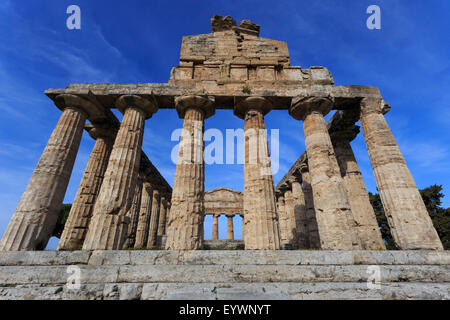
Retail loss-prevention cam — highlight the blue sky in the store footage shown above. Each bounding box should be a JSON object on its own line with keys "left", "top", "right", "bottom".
{"left": 1, "top": 1, "right": 449, "bottom": 249}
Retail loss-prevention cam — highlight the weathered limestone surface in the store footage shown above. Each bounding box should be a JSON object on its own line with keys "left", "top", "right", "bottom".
{"left": 0, "top": 251, "right": 449, "bottom": 300}
{"left": 300, "top": 166, "right": 320, "bottom": 248}
{"left": 236, "top": 97, "right": 280, "bottom": 250}
{"left": 290, "top": 177, "right": 309, "bottom": 249}
{"left": 360, "top": 97, "right": 443, "bottom": 250}
{"left": 0, "top": 95, "right": 89, "bottom": 251}
{"left": 157, "top": 195, "right": 167, "bottom": 237}
{"left": 83, "top": 95, "right": 157, "bottom": 250}
{"left": 58, "top": 125, "right": 115, "bottom": 251}
{"left": 282, "top": 189, "right": 297, "bottom": 248}
{"left": 331, "top": 129, "right": 385, "bottom": 250}
{"left": 276, "top": 195, "right": 289, "bottom": 247}
{"left": 147, "top": 189, "right": 161, "bottom": 247}
{"left": 290, "top": 94, "right": 360, "bottom": 250}
{"left": 133, "top": 182, "right": 153, "bottom": 249}
{"left": 165, "top": 96, "right": 214, "bottom": 250}
{"left": 124, "top": 177, "right": 143, "bottom": 249}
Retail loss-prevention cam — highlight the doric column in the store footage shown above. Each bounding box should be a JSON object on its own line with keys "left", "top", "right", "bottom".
{"left": 226, "top": 215, "right": 234, "bottom": 240}
{"left": 289, "top": 175, "right": 309, "bottom": 249}
{"left": 0, "top": 94, "right": 90, "bottom": 251}
{"left": 235, "top": 97, "right": 281, "bottom": 250}
{"left": 282, "top": 187, "right": 297, "bottom": 248}
{"left": 124, "top": 175, "right": 143, "bottom": 249}
{"left": 331, "top": 127, "right": 386, "bottom": 250}
{"left": 212, "top": 214, "right": 219, "bottom": 240}
{"left": 157, "top": 194, "right": 168, "bottom": 237}
{"left": 299, "top": 164, "right": 320, "bottom": 248}
{"left": 290, "top": 93, "right": 359, "bottom": 250}
{"left": 239, "top": 214, "right": 245, "bottom": 240}
{"left": 58, "top": 124, "right": 115, "bottom": 250}
{"left": 83, "top": 95, "right": 158, "bottom": 250}
{"left": 165, "top": 95, "right": 215, "bottom": 250}
{"left": 276, "top": 193, "right": 289, "bottom": 247}
{"left": 134, "top": 182, "right": 153, "bottom": 249}
{"left": 147, "top": 188, "right": 161, "bottom": 247}
{"left": 360, "top": 97, "right": 443, "bottom": 250}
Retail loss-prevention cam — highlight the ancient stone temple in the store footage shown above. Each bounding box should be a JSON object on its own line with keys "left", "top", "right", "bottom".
{"left": 0, "top": 15, "right": 447, "bottom": 300}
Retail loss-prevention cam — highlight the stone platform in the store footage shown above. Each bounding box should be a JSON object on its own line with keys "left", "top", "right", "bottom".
{"left": 0, "top": 250, "right": 449, "bottom": 300}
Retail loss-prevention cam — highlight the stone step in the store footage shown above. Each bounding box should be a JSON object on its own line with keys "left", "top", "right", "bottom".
{"left": 1, "top": 282, "right": 449, "bottom": 300}
{"left": 1, "top": 250, "right": 449, "bottom": 266}
{"left": 0, "top": 264, "right": 448, "bottom": 285}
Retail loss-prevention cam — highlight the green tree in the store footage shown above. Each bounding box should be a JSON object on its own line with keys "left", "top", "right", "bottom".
{"left": 370, "top": 185, "right": 450, "bottom": 250}
{"left": 52, "top": 204, "right": 72, "bottom": 239}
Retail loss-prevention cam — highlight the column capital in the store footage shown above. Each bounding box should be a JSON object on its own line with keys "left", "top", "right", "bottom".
{"left": 234, "top": 96, "right": 271, "bottom": 119}
{"left": 289, "top": 92, "right": 334, "bottom": 120}
{"left": 299, "top": 162, "right": 309, "bottom": 174}
{"left": 329, "top": 125, "right": 360, "bottom": 144}
{"left": 116, "top": 95, "right": 158, "bottom": 119}
{"left": 85, "top": 123, "right": 117, "bottom": 141}
{"left": 54, "top": 94, "right": 97, "bottom": 119}
{"left": 175, "top": 95, "right": 215, "bottom": 119}
{"left": 287, "top": 175, "right": 301, "bottom": 185}
{"left": 360, "top": 97, "right": 391, "bottom": 116}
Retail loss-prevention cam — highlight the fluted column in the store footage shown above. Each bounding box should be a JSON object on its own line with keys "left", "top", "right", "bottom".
{"left": 58, "top": 124, "right": 115, "bottom": 250}
{"left": 134, "top": 182, "right": 153, "bottom": 249}
{"left": 147, "top": 188, "right": 161, "bottom": 247}
{"left": 226, "top": 215, "right": 234, "bottom": 240}
{"left": 83, "top": 95, "right": 158, "bottom": 250}
{"left": 276, "top": 194, "right": 289, "bottom": 247}
{"left": 290, "top": 93, "right": 359, "bottom": 250}
{"left": 300, "top": 164, "right": 320, "bottom": 248}
{"left": 235, "top": 97, "right": 281, "bottom": 250}
{"left": 157, "top": 194, "right": 168, "bottom": 237}
{"left": 331, "top": 128, "right": 386, "bottom": 250}
{"left": 283, "top": 188, "right": 297, "bottom": 248}
{"left": 124, "top": 175, "right": 143, "bottom": 249}
{"left": 212, "top": 214, "right": 219, "bottom": 240}
{"left": 289, "top": 176, "right": 309, "bottom": 249}
{"left": 360, "top": 97, "right": 443, "bottom": 250}
{"left": 165, "top": 95, "right": 215, "bottom": 250}
{"left": 0, "top": 94, "right": 90, "bottom": 251}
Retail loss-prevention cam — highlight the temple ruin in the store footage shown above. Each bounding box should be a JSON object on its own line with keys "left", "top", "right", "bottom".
{"left": 0, "top": 15, "right": 444, "bottom": 252}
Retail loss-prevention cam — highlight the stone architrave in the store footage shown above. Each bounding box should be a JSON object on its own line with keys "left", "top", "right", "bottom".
{"left": 83, "top": 95, "right": 158, "bottom": 250}
{"left": 289, "top": 175, "right": 309, "bottom": 249}
{"left": 360, "top": 97, "right": 443, "bottom": 250}
{"left": 165, "top": 95, "right": 215, "bottom": 250}
{"left": 212, "top": 214, "right": 219, "bottom": 240}
{"left": 157, "top": 194, "right": 168, "bottom": 237}
{"left": 0, "top": 94, "right": 91, "bottom": 251}
{"left": 226, "top": 215, "right": 234, "bottom": 240}
{"left": 134, "top": 182, "right": 153, "bottom": 249}
{"left": 331, "top": 128, "right": 386, "bottom": 250}
{"left": 57, "top": 124, "right": 116, "bottom": 250}
{"left": 147, "top": 188, "right": 161, "bottom": 247}
{"left": 290, "top": 93, "right": 360, "bottom": 250}
{"left": 235, "top": 96, "right": 281, "bottom": 250}
{"left": 124, "top": 176, "right": 143, "bottom": 249}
